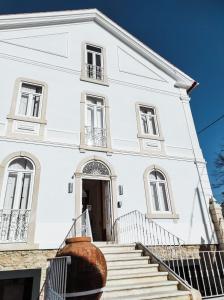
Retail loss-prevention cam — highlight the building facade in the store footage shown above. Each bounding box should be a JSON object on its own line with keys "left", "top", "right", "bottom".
{"left": 0, "top": 9, "right": 217, "bottom": 286}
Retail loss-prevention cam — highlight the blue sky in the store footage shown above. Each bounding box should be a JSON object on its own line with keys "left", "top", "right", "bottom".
{"left": 0, "top": 0, "right": 223, "bottom": 200}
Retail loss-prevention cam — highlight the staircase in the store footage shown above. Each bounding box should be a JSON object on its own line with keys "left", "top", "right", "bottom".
{"left": 96, "top": 243, "right": 192, "bottom": 300}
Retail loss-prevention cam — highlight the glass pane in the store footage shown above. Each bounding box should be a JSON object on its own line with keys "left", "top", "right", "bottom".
{"left": 31, "top": 95, "right": 40, "bottom": 117}
{"left": 96, "top": 54, "right": 101, "bottom": 67}
{"left": 19, "top": 93, "right": 29, "bottom": 115}
{"left": 9, "top": 158, "right": 33, "bottom": 171}
{"left": 141, "top": 115, "right": 149, "bottom": 133}
{"left": 149, "top": 117, "right": 157, "bottom": 135}
{"left": 150, "top": 182, "right": 160, "bottom": 211}
{"left": 3, "top": 173, "right": 17, "bottom": 209}
{"left": 96, "top": 107, "right": 103, "bottom": 128}
{"left": 19, "top": 173, "right": 31, "bottom": 209}
{"left": 159, "top": 183, "right": 169, "bottom": 211}
{"left": 87, "top": 106, "right": 94, "bottom": 127}
{"left": 21, "top": 83, "right": 42, "bottom": 94}
{"left": 156, "top": 171, "right": 165, "bottom": 180}
{"left": 87, "top": 52, "right": 93, "bottom": 65}
{"left": 86, "top": 45, "right": 102, "bottom": 53}
{"left": 149, "top": 171, "right": 157, "bottom": 180}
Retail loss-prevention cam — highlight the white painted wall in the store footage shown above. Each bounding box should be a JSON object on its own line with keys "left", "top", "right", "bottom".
{"left": 0, "top": 14, "right": 215, "bottom": 248}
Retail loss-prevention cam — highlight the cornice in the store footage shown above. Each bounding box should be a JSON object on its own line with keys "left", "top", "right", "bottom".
{"left": 0, "top": 9, "right": 196, "bottom": 90}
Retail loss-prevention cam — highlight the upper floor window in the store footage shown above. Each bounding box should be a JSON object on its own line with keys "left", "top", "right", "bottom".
{"left": 149, "top": 170, "right": 170, "bottom": 212}
{"left": 85, "top": 44, "right": 104, "bottom": 81}
{"left": 17, "top": 83, "right": 43, "bottom": 119}
{"left": 140, "top": 106, "right": 159, "bottom": 136}
{"left": 85, "top": 95, "right": 107, "bottom": 147}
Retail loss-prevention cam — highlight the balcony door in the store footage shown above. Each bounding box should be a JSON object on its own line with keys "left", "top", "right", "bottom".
{"left": 0, "top": 158, "right": 34, "bottom": 242}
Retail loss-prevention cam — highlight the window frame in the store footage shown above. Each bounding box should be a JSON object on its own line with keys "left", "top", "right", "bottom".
{"left": 7, "top": 78, "right": 48, "bottom": 140}
{"left": 80, "top": 42, "right": 109, "bottom": 86}
{"left": 143, "top": 165, "right": 179, "bottom": 219}
{"left": 136, "top": 102, "right": 163, "bottom": 141}
{"left": 80, "top": 92, "right": 112, "bottom": 153}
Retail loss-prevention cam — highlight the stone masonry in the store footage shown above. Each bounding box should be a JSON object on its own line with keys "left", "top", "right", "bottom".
{"left": 209, "top": 197, "right": 224, "bottom": 249}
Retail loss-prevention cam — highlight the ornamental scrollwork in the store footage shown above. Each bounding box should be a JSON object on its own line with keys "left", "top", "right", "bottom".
{"left": 82, "top": 161, "right": 110, "bottom": 176}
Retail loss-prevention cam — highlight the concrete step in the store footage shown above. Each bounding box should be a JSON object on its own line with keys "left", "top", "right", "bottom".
{"left": 100, "top": 246, "right": 137, "bottom": 253}
{"left": 104, "top": 250, "right": 143, "bottom": 260}
{"left": 103, "top": 281, "right": 179, "bottom": 297}
{"left": 107, "top": 272, "right": 168, "bottom": 286}
{"left": 103, "top": 289, "right": 191, "bottom": 300}
{"left": 107, "top": 264, "right": 159, "bottom": 276}
{"left": 106, "top": 256, "right": 150, "bottom": 267}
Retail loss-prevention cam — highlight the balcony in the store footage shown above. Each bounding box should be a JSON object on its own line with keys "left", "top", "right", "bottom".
{"left": 0, "top": 209, "right": 30, "bottom": 243}
{"left": 82, "top": 63, "right": 106, "bottom": 82}
{"left": 85, "top": 126, "right": 107, "bottom": 148}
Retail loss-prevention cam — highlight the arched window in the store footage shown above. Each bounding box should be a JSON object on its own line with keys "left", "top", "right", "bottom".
{"left": 2, "top": 158, "right": 34, "bottom": 210}
{"left": 149, "top": 170, "right": 170, "bottom": 212}
{"left": 82, "top": 160, "right": 110, "bottom": 176}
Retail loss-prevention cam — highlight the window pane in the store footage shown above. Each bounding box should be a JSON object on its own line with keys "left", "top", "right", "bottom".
{"left": 19, "top": 93, "right": 29, "bottom": 116}
{"left": 150, "top": 182, "right": 160, "bottom": 211}
{"left": 96, "top": 54, "right": 101, "bottom": 67}
{"left": 149, "top": 117, "right": 157, "bottom": 135}
{"left": 3, "top": 173, "right": 17, "bottom": 209}
{"left": 87, "top": 52, "right": 93, "bottom": 65}
{"left": 159, "top": 183, "right": 169, "bottom": 211}
{"left": 86, "top": 45, "right": 102, "bottom": 53}
{"left": 9, "top": 158, "right": 33, "bottom": 171}
{"left": 31, "top": 95, "right": 40, "bottom": 117}
{"left": 96, "top": 107, "right": 103, "bottom": 128}
{"left": 19, "top": 173, "right": 31, "bottom": 209}
{"left": 87, "top": 106, "right": 94, "bottom": 127}
{"left": 141, "top": 115, "right": 149, "bottom": 134}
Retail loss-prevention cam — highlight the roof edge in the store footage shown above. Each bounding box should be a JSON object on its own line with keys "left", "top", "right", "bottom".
{"left": 0, "top": 9, "right": 196, "bottom": 90}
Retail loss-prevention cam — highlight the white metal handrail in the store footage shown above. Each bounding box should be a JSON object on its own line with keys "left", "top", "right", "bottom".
{"left": 0, "top": 209, "right": 31, "bottom": 242}
{"left": 85, "top": 126, "right": 107, "bottom": 147}
{"left": 84, "top": 63, "right": 105, "bottom": 81}
{"left": 58, "top": 209, "right": 92, "bottom": 253}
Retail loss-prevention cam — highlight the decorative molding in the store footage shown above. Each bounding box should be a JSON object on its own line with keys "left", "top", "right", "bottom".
{"left": 0, "top": 9, "right": 195, "bottom": 89}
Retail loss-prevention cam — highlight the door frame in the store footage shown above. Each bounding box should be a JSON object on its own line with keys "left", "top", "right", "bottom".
{"left": 74, "top": 156, "right": 118, "bottom": 240}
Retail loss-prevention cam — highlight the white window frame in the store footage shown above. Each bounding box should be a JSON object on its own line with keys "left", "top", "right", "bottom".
{"left": 80, "top": 42, "right": 108, "bottom": 86}
{"left": 15, "top": 82, "right": 43, "bottom": 120}
{"left": 140, "top": 106, "right": 159, "bottom": 136}
{"left": 0, "top": 158, "right": 35, "bottom": 211}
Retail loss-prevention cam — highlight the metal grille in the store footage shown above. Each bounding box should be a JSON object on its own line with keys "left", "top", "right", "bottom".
{"left": 85, "top": 126, "right": 107, "bottom": 147}
{"left": 0, "top": 209, "right": 30, "bottom": 242}
{"left": 84, "top": 64, "right": 104, "bottom": 81}
{"left": 83, "top": 161, "right": 110, "bottom": 176}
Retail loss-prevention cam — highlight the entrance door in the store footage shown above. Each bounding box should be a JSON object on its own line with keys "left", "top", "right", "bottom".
{"left": 82, "top": 179, "right": 111, "bottom": 241}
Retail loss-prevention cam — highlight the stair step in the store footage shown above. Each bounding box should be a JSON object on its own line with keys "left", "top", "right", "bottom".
{"left": 106, "top": 256, "right": 150, "bottom": 267}
{"left": 103, "top": 289, "right": 191, "bottom": 300}
{"left": 104, "top": 250, "right": 142, "bottom": 259}
{"left": 107, "top": 264, "right": 159, "bottom": 276}
{"left": 107, "top": 272, "right": 168, "bottom": 286}
{"left": 101, "top": 248, "right": 139, "bottom": 254}
{"left": 103, "top": 281, "right": 179, "bottom": 297}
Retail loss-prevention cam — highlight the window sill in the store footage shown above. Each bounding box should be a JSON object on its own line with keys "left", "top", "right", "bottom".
{"left": 0, "top": 242, "right": 39, "bottom": 251}
{"left": 7, "top": 115, "right": 47, "bottom": 125}
{"left": 146, "top": 212, "right": 179, "bottom": 219}
{"left": 80, "top": 145, "right": 112, "bottom": 153}
{"left": 137, "top": 133, "right": 164, "bottom": 141}
{"left": 80, "top": 76, "right": 109, "bottom": 87}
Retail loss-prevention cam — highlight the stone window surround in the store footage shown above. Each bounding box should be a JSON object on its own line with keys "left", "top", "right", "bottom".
{"left": 80, "top": 41, "right": 109, "bottom": 86}
{"left": 143, "top": 164, "right": 179, "bottom": 219}
{"left": 79, "top": 91, "right": 112, "bottom": 153}
{"left": 6, "top": 77, "right": 48, "bottom": 140}
{"left": 74, "top": 156, "right": 118, "bottom": 236}
{"left": 135, "top": 101, "right": 164, "bottom": 141}
{"left": 0, "top": 151, "right": 41, "bottom": 250}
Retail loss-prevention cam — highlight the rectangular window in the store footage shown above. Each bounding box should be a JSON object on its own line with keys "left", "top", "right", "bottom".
{"left": 85, "top": 44, "right": 104, "bottom": 81}
{"left": 140, "top": 106, "right": 158, "bottom": 136}
{"left": 85, "top": 95, "right": 106, "bottom": 147}
{"left": 17, "top": 83, "right": 43, "bottom": 118}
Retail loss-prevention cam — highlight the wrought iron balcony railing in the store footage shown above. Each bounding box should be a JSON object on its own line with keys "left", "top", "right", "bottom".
{"left": 85, "top": 126, "right": 107, "bottom": 147}
{"left": 83, "top": 64, "right": 105, "bottom": 81}
{"left": 0, "top": 209, "right": 30, "bottom": 242}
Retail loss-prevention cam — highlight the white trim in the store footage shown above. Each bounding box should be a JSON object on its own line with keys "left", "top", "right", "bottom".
{"left": 0, "top": 9, "right": 196, "bottom": 89}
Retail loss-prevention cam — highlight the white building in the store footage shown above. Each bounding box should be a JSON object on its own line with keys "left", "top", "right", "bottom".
{"left": 0, "top": 8, "right": 216, "bottom": 266}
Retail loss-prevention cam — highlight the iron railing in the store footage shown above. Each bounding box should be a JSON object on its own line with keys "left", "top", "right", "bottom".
{"left": 58, "top": 209, "right": 92, "bottom": 253}
{"left": 39, "top": 256, "right": 71, "bottom": 300}
{"left": 0, "top": 209, "right": 30, "bottom": 242}
{"left": 113, "top": 210, "right": 224, "bottom": 298}
{"left": 85, "top": 126, "right": 107, "bottom": 148}
{"left": 84, "top": 64, "right": 105, "bottom": 81}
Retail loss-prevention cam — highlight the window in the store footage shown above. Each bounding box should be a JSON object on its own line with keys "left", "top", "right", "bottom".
{"left": 140, "top": 106, "right": 158, "bottom": 136}
{"left": 85, "top": 95, "right": 107, "bottom": 147}
{"left": 149, "top": 170, "right": 170, "bottom": 212}
{"left": 17, "top": 83, "right": 43, "bottom": 118}
{"left": 85, "top": 44, "right": 105, "bottom": 81}
{"left": 0, "top": 158, "right": 34, "bottom": 242}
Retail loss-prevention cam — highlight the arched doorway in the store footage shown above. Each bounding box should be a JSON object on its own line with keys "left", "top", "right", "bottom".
{"left": 75, "top": 157, "right": 117, "bottom": 242}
